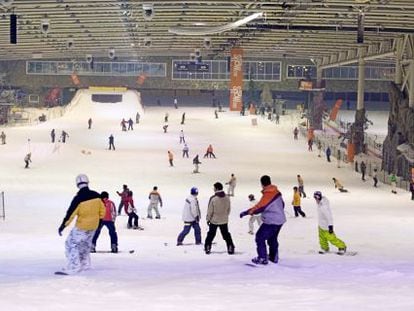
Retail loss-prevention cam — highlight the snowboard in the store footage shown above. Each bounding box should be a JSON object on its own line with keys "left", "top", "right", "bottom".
{"left": 308, "top": 250, "right": 357, "bottom": 256}
{"left": 94, "top": 250, "right": 135, "bottom": 254}
{"left": 54, "top": 271, "right": 69, "bottom": 275}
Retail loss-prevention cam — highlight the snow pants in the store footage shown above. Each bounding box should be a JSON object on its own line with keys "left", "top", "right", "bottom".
{"left": 318, "top": 227, "right": 346, "bottom": 252}
{"left": 128, "top": 212, "right": 139, "bottom": 228}
{"left": 248, "top": 215, "right": 262, "bottom": 233}
{"left": 255, "top": 223, "right": 283, "bottom": 262}
{"left": 147, "top": 203, "right": 160, "bottom": 218}
{"left": 293, "top": 206, "right": 306, "bottom": 217}
{"left": 65, "top": 227, "right": 95, "bottom": 273}
{"left": 298, "top": 186, "right": 306, "bottom": 198}
{"left": 92, "top": 221, "right": 118, "bottom": 247}
{"left": 227, "top": 185, "right": 235, "bottom": 196}
{"left": 177, "top": 221, "right": 201, "bottom": 244}
{"left": 204, "top": 223, "right": 234, "bottom": 251}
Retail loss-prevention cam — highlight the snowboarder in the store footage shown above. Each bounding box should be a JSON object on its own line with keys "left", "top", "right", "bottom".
{"left": 360, "top": 161, "right": 367, "bottom": 181}
{"left": 125, "top": 191, "right": 139, "bottom": 229}
{"left": 192, "top": 154, "right": 201, "bottom": 173}
{"left": 204, "top": 182, "right": 235, "bottom": 255}
{"left": 61, "top": 130, "right": 69, "bottom": 143}
{"left": 108, "top": 134, "right": 115, "bottom": 150}
{"left": 88, "top": 118, "right": 92, "bottom": 129}
{"left": 177, "top": 187, "right": 202, "bottom": 246}
{"left": 120, "top": 119, "right": 127, "bottom": 131}
{"left": 225, "top": 173, "right": 237, "bottom": 196}
{"left": 136, "top": 111, "right": 140, "bottom": 124}
{"left": 326, "top": 146, "right": 331, "bottom": 162}
{"left": 293, "top": 127, "right": 299, "bottom": 140}
{"left": 332, "top": 177, "right": 348, "bottom": 192}
{"left": 24, "top": 152, "right": 32, "bottom": 168}
{"left": 373, "top": 168, "right": 378, "bottom": 187}
{"left": 292, "top": 186, "right": 306, "bottom": 217}
{"left": 57, "top": 174, "right": 105, "bottom": 274}
{"left": 163, "top": 122, "right": 169, "bottom": 133}
{"left": 181, "top": 112, "right": 186, "bottom": 125}
{"left": 127, "top": 118, "right": 134, "bottom": 130}
{"left": 168, "top": 150, "right": 174, "bottom": 167}
{"left": 246, "top": 194, "right": 262, "bottom": 234}
{"left": 297, "top": 174, "right": 306, "bottom": 198}
{"left": 313, "top": 191, "right": 347, "bottom": 255}
{"left": 240, "top": 175, "right": 286, "bottom": 265}
{"left": 179, "top": 130, "right": 185, "bottom": 144}
{"left": 389, "top": 173, "right": 397, "bottom": 194}
{"left": 147, "top": 186, "right": 163, "bottom": 219}
{"left": 182, "top": 144, "right": 189, "bottom": 158}
{"left": 0, "top": 131, "right": 6, "bottom": 144}
{"left": 116, "top": 184, "right": 129, "bottom": 215}
{"left": 203, "top": 144, "right": 216, "bottom": 158}
{"left": 50, "top": 129, "right": 55, "bottom": 143}
{"left": 91, "top": 191, "right": 118, "bottom": 253}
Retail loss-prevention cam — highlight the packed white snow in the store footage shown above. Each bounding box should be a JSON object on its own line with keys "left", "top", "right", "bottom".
{"left": 0, "top": 90, "right": 413, "bottom": 311}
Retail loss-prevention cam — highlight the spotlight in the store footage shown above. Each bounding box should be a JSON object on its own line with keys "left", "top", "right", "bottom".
{"left": 143, "top": 3, "right": 154, "bottom": 20}
{"left": 108, "top": 48, "right": 115, "bottom": 59}
{"left": 41, "top": 19, "right": 50, "bottom": 35}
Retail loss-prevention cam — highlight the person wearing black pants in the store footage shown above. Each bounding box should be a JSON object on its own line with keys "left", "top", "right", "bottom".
{"left": 204, "top": 182, "right": 234, "bottom": 254}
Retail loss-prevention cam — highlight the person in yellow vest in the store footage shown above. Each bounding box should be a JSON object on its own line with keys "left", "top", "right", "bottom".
{"left": 292, "top": 186, "right": 306, "bottom": 217}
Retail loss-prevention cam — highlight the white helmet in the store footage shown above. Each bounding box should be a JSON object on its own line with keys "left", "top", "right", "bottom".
{"left": 76, "top": 174, "right": 89, "bottom": 188}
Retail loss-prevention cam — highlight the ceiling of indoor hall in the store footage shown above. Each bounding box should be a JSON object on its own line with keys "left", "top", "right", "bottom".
{"left": 0, "top": 0, "right": 413, "bottom": 62}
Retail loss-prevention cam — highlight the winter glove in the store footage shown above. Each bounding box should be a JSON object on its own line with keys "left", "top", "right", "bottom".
{"left": 328, "top": 225, "right": 334, "bottom": 234}
{"left": 58, "top": 225, "right": 65, "bottom": 236}
{"left": 207, "top": 221, "right": 211, "bottom": 226}
{"left": 239, "top": 211, "right": 249, "bottom": 218}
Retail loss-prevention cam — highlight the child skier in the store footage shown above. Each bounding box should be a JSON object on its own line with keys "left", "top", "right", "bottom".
{"left": 24, "top": 152, "right": 32, "bottom": 168}
{"left": 125, "top": 191, "right": 139, "bottom": 229}
{"left": 247, "top": 194, "right": 262, "bottom": 235}
{"left": 147, "top": 186, "right": 163, "bottom": 219}
{"left": 292, "top": 186, "right": 306, "bottom": 217}
{"left": 91, "top": 191, "right": 118, "bottom": 253}
{"left": 313, "top": 191, "right": 347, "bottom": 255}
{"left": 177, "top": 187, "right": 202, "bottom": 246}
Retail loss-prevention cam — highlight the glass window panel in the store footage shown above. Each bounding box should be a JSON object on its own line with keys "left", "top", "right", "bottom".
{"left": 340, "top": 67, "right": 348, "bottom": 78}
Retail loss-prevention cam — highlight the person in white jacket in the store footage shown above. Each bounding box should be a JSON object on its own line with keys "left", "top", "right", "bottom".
{"left": 247, "top": 194, "right": 262, "bottom": 234}
{"left": 177, "top": 187, "right": 202, "bottom": 245}
{"left": 313, "top": 191, "right": 347, "bottom": 255}
{"left": 226, "top": 173, "right": 237, "bottom": 196}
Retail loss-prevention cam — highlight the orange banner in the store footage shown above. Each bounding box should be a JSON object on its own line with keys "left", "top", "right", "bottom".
{"left": 329, "top": 98, "right": 343, "bottom": 121}
{"left": 229, "top": 48, "right": 243, "bottom": 111}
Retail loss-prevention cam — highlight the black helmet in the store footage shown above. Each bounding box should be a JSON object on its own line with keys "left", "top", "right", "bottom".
{"left": 313, "top": 191, "right": 322, "bottom": 200}
{"left": 191, "top": 187, "right": 198, "bottom": 195}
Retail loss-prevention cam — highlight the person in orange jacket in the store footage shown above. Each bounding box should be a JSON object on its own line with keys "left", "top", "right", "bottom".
{"left": 203, "top": 144, "right": 216, "bottom": 158}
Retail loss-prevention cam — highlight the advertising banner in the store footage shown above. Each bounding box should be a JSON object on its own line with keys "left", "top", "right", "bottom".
{"left": 229, "top": 48, "right": 243, "bottom": 111}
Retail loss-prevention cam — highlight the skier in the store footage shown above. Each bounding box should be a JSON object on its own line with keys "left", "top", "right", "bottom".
{"left": 337, "top": 149, "right": 341, "bottom": 168}
{"left": 297, "top": 174, "right": 306, "bottom": 197}
{"left": 120, "top": 119, "right": 127, "bottom": 131}
{"left": 181, "top": 112, "right": 186, "bottom": 125}
{"left": 203, "top": 144, "right": 216, "bottom": 158}
{"left": 326, "top": 146, "right": 331, "bottom": 162}
{"left": 332, "top": 177, "right": 348, "bottom": 192}
{"left": 292, "top": 186, "right": 306, "bottom": 217}
{"left": 307, "top": 138, "right": 313, "bottom": 151}
{"left": 174, "top": 97, "right": 178, "bottom": 109}
{"left": 214, "top": 109, "right": 218, "bottom": 119}
{"left": 164, "top": 112, "right": 169, "bottom": 123}
{"left": 108, "top": 134, "right": 115, "bottom": 150}
{"left": 50, "top": 129, "right": 55, "bottom": 143}
{"left": 225, "top": 173, "right": 237, "bottom": 196}
{"left": 116, "top": 184, "right": 129, "bottom": 215}
{"left": 147, "top": 186, "right": 163, "bottom": 219}
{"left": 360, "top": 161, "right": 367, "bottom": 181}
{"left": 88, "top": 118, "right": 92, "bottom": 129}
{"left": 240, "top": 175, "right": 286, "bottom": 265}
{"left": 246, "top": 194, "right": 262, "bottom": 235}
{"left": 313, "top": 191, "right": 347, "bottom": 255}
{"left": 61, "top": 130, "right": 69, "bottom": 143}
{"left": 275, "top": 114, "right": 280, "bottom": 124}
{"left": 90, "top": 191, "right": 118, "bottom": 253}
{"left": 136, "top": 111, "right": 140, "bottom": 124}
{"left": 57, "top": 174, "right": 105, "bottom": 274}
{"left": 127, "top": 118, "right": 134, "bottom": 130}
{"left": 179, "top": 130, "right": 185, "bottom": 144}
{"left": 389, "top": 173, "right": 397, "bottom": 194}
{"left": 24, "top": 152, "right": 32, "bottom": 168}
{"left": 163, "top": 122, "right": 169, "bottom": 133}
{"left": 317, "top": 140, "right": 322, "bottom": 157}
{"left": 0, "top": 131, "right": 6, "bottom": 144}
{"left": 192, "top": 154, "right": 201, "bottom": 173}
{"left": 373, "top": 168, "right": 378, "bottom": 187}
{"left": 177, "top": 187, "right": 202, "bottom": 246}
{"left": 293, "top": 127, "right": 299, "bottom": 140}
{"left": 182, "top": 144, "right": 189, "bottom": 158}
{"left": 204, "top": 182, "right": 235, "bottom": 255}
{"left": 409, "top": 179, "right": 414, "bottom": 200}
{"left": 168, "top": 150, "right": 174, "bottom": 167}
{"left": 125, "top": 191, "right": 139, "bottom": 229}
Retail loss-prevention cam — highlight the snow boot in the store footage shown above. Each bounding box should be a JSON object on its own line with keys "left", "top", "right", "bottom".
{"left": 90, "top": 245, "right": 96, "bottom": 253}
{"left": 205, "top": 245, "right": 211, "bottom": 254}
{"left": 227, "top": 245, "right": 235, "bottom": 255}
{"left": 111, "top": 244, "right": 118, "bottom": 253}
{"left": 337, "top": 247, "right": 347, "bottom": 255}
{"left": 251, "top": 257, "right": 268, "bottom": 265}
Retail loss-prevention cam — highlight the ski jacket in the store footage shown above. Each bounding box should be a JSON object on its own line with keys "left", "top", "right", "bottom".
{"left": 102, "top": 198, "right": 116, "bottom": 222}
{"left": 59, "top": 187, "right": 105, "bottom": 231}
{"left": 206, "top": 191, "right": 231, "bottom": 225}
{"left": 227, "top": 176, "right": 236, "bottom": 186}
{"left": 245, "top": 184, "right": 286, "bottom": 225}
{"left": 117, "top": 189, "right": 129, "bottom": 202}
{"left": 292, "top": 191, "right": 301, "bottom": 206}
{"left": 125, "top": 196, "right": 136, "bottom": 214}
{"left": 149, "top": 190, "right": 163, "bottom": 206}
{"left": 334, "top": 179, "right": 343, "bottom": 189}
{"left": 182, "top": 195, "right": 201, "bottom": 222}
{"left": 297, "top": 176, "right": 304, "bottom": 187}
{"left": 316, "top": 196, "right": 334, "bottom": 230}
{"left": 193, "top": 156, "right": 201, "bottom": 164}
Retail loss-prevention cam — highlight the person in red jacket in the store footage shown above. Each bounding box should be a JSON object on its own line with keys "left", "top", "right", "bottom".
{"left": 116, "top": 184, "right": 129, "bottom": 215}
{"left": 91, "top": 191, "right": 118, "bottom": 253}
{"left": 125, "top": 191, "right": 139, "bottom": 229}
